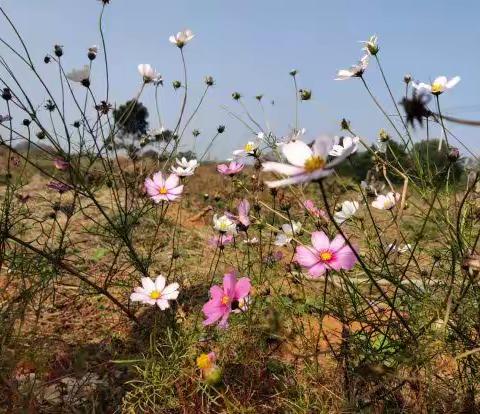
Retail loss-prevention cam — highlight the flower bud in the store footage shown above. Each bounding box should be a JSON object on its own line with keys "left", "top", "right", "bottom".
{"left": 255, "top": 94, "right": 263, "bottom": 101}
{"left": 340, "top": 118, "right": 350, "bottom": 130}
{"left": 2, "top": 88, "right": 12, "bottom": 101}
{"left": 289, "top": 69, "right": 298, "bottom": 77}
{"left": 403, "top": 74, "right": 412, "bottom": 84}
{"left": 73, "top": 121, "right": 81, "bottom": 128}
{"left": 88, "top": 46, "right": 98, "bottom": 61}
{"left": 54, "top": 45, "right": 63, "bottom": 58}
{"left": 44, "top": 56, "right": 51, "bottom": 64}
{"left": 232, "top": 92, "right": 241, "bottom": 101}
{"left": 217, "top": 125, "right": 225, "bottom": 134}
{"left": 22, "top": 119, "right": 31, "bottom": 127}
{"left": 205, "top": 76, "right": 215, "bottom": 86}
{"left": 192, "top": 129, "right": 200, "bottom": 137}
{"left": 172, "top": 80, "right": 182, "bottom": 90}
{"left": 299, "top": 89, "right": 311, "bottom": 101}
{"left": 36, "top": 130, "right": 46, "bottom": 140}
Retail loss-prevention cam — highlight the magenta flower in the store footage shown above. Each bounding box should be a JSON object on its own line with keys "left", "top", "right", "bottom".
{"left": 53, "top": 158, "right": 70, "bottom": 170}
{"left": 208, "top": 233, "right": 234, "bottom": 248}
{"left": 144, "top": 172, "right": 183, "bottom": 202}
{"left": 202, "top": 271, "right": 251, "bottom": 328}
{"left": 217, "top": 161, "right": 244, "bottom": 176}
{"left": 294, "top": 231, "right": 358, "bottom": 278}
{"left": 225, "top": 199, "right": 250, "bottom": 230}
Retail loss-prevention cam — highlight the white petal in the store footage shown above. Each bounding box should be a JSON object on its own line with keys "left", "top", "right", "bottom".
{"left": 281, "top": 140, "right": 312, "bottom": 167}
{"left": 262, "top": 162, "right": 305, "bottom": 176}
{"left": 154, "top": 275, "right": 166, "bottom": 291}
{"left": 446, "top": 76, "right": 460, "bottom": 89}
{"left": 141, "top": 277, "right": 155, "bottom": 293}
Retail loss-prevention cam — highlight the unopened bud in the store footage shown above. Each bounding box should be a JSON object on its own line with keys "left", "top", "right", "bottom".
{"left": 299, "top": 89, "right": 311, "bottom": 101}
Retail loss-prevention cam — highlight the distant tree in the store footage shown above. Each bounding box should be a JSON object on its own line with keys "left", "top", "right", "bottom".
{"left": 110, "top": 100, "right": 149, "bottom": 159}
{"left": 113, "top": 100, "right": 149, "bottom": 136}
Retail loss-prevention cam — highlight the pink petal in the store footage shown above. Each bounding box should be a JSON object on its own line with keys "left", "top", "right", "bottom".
{"left": 144, "top": 178, "right": 158, "bottom": 196}
{"left": 295, "top": 245, "right": 319, "bottom": 267}
{"left": 308, "top": 263, "right": 327, "bottom": 278}
{"left": 152, "top": 172, "right": 165, "bottom": 187}
{"left": 329, "top": 234, "right": 346, "bottom": 252}
{"left": 222, "top": 272, "right": 237, "bottom": 297}
{"left": 168, "top": 185, "right": 184, "bottom": 195}
{"left": 234, "top": 277, "right": 251, "bottom": 299}
{"left": 209, "top": 285, "right": 224, "bottom": 300}
{"left": 335, "top": 245, "right": 358, "bottom": 270}
{"left": 311, "top": 231, "right": 330, "bottom": 251}
{"left": 165, "top": 173, "right": 180, "bottom": 189}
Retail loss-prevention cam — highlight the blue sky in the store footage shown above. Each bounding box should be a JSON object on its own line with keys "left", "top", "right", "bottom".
{"left": 1, "top": 0, "right": 480, "bottom": 159}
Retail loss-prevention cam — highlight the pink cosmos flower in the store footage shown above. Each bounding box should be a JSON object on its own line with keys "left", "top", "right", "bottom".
{"left": 202, "top": 271, "right": 251, "bottom": 328}
{"left": 225, "top": 199, "right": 250, "bottom": 229}
{"left": 53, "top": 158, "right": 70, "bottom": 170}
{"left": 294, "top": 231, "right": 358, "bottom": 278}
{"left": 217, "top": 161, "right": 244, "bottom": 176}
{"left": 144, "top": 172, "right": 183, "bottom": 202}
{"left": 130, "top": 275, "right": 179, "bottom": 310}
{"left": 209, "top": 233, "right": 234, "bottom": 248}
{"left": 303, "top": 200, "right": 327, "bottom": 220}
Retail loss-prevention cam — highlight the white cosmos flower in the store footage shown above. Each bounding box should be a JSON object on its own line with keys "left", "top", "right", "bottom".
{"left": 176, "top": 157, "right": 198, "bottom": 170}
{"left": 130, "top": 275, "right": 179, "bottom": 310}
{"left": 371, "top": 192, "right": 400, "bottom": 210}
{"left": 233, "top": 141, "right": 258, "bottom": 157}
{"left": 66, "top": 65, "right": 90, "bottom": 84}
{"left": 329, "top": 136, "right": 359, "bottom": 157}
{"left": 274, "top": 221, "right": 302, "bottom": 246}
{"left": 335, "top": 54, "right": 369, "bottom": 80}
{"left": 169, "top": 29, "right": 195, "bottom": 48}
{"left": 262, "top": 136, "right": 353, "bottom": 188}
{"left": 171, "top": 165, "right": 195, "bottom": 177}
{"left": 334, "top": 200, "right": 360, "bottom": 224}
{"left": 138, "top": 64, "right": 161, "bottom": 84}
{"left": 412, "top": 76, "right": 460, "bottom": 95}
{"left": 213, "top": 214, "right": 237, "bottom": 235}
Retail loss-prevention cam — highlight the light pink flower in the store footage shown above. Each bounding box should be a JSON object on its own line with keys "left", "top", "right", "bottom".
{"left": 225, "top": 199, "right": 250, "bottom": 229}
{"left": 294, "top": 231, "right": 358, "bottom": 278}
{"left": 202, "top": 272, "right": 251, "bottom": 328}
{"left": 53, "top": 158, "right": 70, "bottom": 170}
{"left": 371, "top": 192, "right": 400, "bottom": 210}
{"left": 144, "top": 172, "right": 183, "bottom": 202}
{"left": 209, "top": 233, "right": 234, "bottom": 248}
{"left": 130, "top": 275, "right": 179, "bottom": 310}
{"left": 262, "top": 136, "right": 353, "bottom": 188}
{"left": 303, "top": 200, "right": 327, "bottom": 220}
{"left": 217, "top": 161, "right": 244, "bottom": 176}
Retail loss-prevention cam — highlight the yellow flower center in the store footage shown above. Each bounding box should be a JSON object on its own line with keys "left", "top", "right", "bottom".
{"left": 196, "top": 354, "right": 212, "bottom": 370}
{"left": 304, "top": 156, "right": 326, "bottom": 173}
{"left": 320, "top": 251, "right": 333, "bottom": 262}
{"left": 150, "top": 290, "right": 161, "bottom": 299}
{"left": 221, "top": 295, "right": 230, "bottom": 305}
{"left": 159, "top": 187, "right": 168, "bottom": 195}
{"left": 431, "top": 82, "right": 443, "bottom": 94}
{"left": 244, "top": 143, "right": 255, "bottom": 152}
